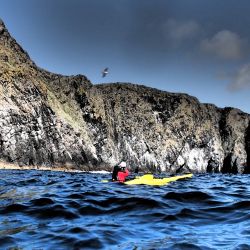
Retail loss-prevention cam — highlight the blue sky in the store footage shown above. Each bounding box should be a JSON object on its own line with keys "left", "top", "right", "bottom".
{"left": 1, "top": 0, "right": 250, "bottom": 113}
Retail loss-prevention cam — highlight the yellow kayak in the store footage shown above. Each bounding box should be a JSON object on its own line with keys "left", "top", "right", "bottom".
{"left": 124, "top": 173, "right": 193, "bottom": 186}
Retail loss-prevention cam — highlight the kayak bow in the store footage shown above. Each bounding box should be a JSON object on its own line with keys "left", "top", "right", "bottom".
{"left": 124, "top": 173, "right": 193, "bottom": 185}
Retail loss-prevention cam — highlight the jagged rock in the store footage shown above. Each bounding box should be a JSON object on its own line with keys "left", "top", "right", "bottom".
{"left": 0, "top": 19, "right": 250, "bottom": 173}
{"left": 244, "top": 121, "right": 250, "bottom": 173}
{"left": 207, "top": 158, "right": 219, "bottom": 173}
{"left": 0, "top": 19, "right": 4, "bottom": 34}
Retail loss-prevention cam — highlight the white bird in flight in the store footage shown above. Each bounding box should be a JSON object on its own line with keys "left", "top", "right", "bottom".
{"left": 102, "top": 67, "right": 109, "bottom": 77}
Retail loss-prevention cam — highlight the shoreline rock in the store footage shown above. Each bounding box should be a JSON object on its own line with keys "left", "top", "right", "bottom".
{"left": 0, "top": 161, "right": 85, "bottom": 173}
{"left": 0, "top": 160, "right": 111, "bottom": 174}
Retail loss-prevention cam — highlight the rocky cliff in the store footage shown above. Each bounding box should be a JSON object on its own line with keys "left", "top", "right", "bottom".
{"left": 0, "top": 19, "right": 250, "bottom": 173}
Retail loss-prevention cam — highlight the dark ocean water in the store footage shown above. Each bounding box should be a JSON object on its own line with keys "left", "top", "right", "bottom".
{"left": 0, "top": 170, "right": 250, "bottom": 250}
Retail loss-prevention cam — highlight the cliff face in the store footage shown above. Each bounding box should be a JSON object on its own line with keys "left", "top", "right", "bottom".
{"left": 0, "top": 20, "right": 250, "bottom": 173}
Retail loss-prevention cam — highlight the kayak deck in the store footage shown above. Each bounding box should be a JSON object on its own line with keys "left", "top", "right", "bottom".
{"left": 124, "top": 173, "right": 193, "bottom": 186}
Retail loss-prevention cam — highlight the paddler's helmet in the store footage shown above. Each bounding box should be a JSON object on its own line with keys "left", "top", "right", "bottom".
{"left": 119, "top": 161, "right": 127, "bottom": 170}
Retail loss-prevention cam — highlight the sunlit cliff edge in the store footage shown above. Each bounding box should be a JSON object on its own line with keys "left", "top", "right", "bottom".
{"left": 0, "top": 19, "right": 250, "bottom": 173}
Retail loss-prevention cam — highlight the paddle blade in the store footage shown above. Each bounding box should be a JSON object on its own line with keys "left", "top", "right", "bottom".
{"left": 101, "top": 180, "right": 109, "bottom": 183}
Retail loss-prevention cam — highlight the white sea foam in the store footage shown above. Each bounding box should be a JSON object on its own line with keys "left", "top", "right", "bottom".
{"left": 90, "top": 170, "right": 110, "bottom": 174}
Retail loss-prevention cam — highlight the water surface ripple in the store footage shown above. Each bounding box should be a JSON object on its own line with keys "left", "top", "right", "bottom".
{"left": 0, "top": 170, "right": 250, "bottom": 249}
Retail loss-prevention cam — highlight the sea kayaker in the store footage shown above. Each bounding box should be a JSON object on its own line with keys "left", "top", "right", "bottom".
{"left": 112, "top": 161, "right": 130, "bottom": 182}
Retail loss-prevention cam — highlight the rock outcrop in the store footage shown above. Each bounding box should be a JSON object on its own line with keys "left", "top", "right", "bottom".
{"left": 0, "top": 19, "right": 250, "bottom": 173}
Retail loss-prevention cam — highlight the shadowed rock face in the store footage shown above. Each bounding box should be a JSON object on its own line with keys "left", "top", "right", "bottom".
{"left": 0, "top": 20, "right": 250, "bottom": 173}
{"left": 244, "top": 121, "right": 250, "bottom": 173}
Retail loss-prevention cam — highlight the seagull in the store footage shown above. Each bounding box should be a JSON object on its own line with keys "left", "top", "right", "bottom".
{"left": 102, "top": 67, "right": 109, "bottom": 77}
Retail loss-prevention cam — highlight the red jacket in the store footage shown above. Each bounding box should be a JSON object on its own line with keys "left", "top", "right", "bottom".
{"left": 117, "top": 169, "right": 129, "bottom": 182}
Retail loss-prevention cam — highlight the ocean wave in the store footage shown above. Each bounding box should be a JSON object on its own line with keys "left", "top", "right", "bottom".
{"left": 1, "top": 170, "right": 250, "bottom": 249}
